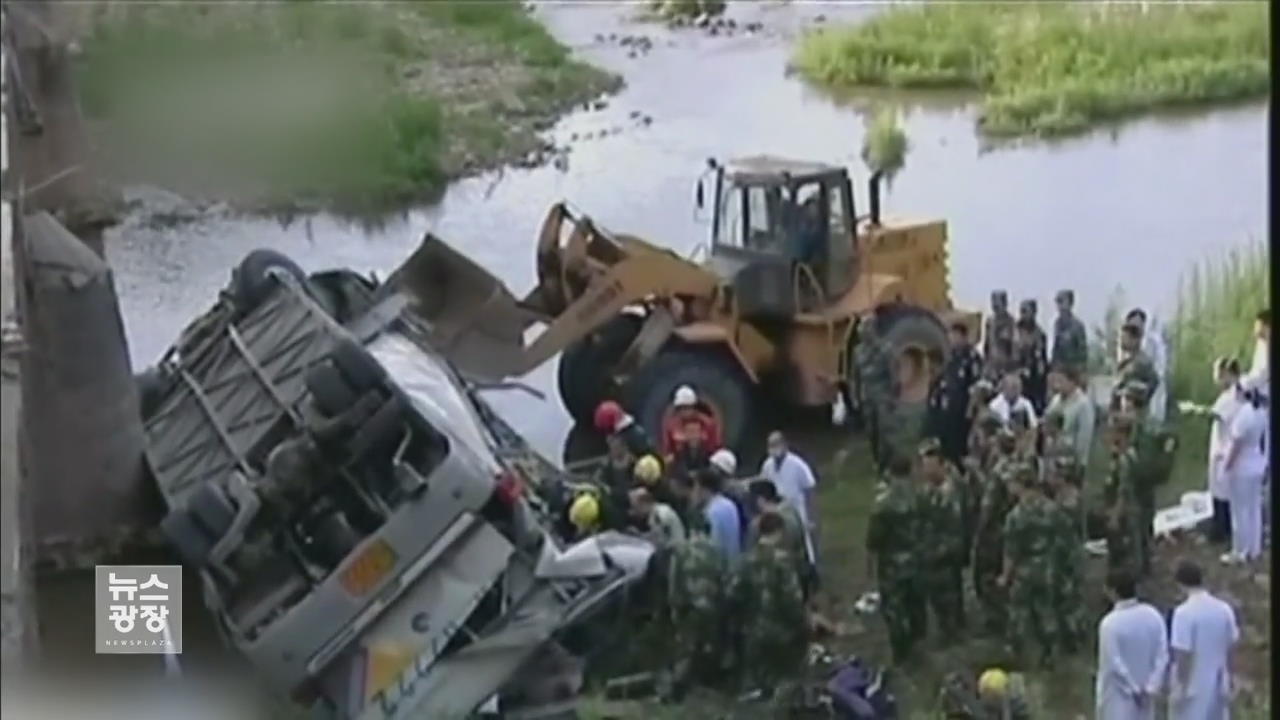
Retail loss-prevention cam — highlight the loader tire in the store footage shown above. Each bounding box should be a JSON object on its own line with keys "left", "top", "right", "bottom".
{"left": 624, "top": 348, "right": 755, "bottom": 458}
{"left": 230, "top": 249, "right": 307, "bottom": 313}
{"left": 873, "top": 306, "right": 948, "bottom": 464}
{"left": 875, "top": 306, "right": 948, "bottom": 402}
{"left": 558, "top": 315, "right": 642, "bottom": 425}
{"left": 188, "top": 481, "right": 237, "bottom": 539}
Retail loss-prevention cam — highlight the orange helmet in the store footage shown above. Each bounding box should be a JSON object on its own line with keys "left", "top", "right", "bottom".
{"left": 594, "top": 400, "right": 624, "bottom": 433}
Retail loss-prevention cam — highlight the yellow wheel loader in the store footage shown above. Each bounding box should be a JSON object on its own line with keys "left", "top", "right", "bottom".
{"left": 391, "top": 155, "right": 980, "bottom": 458}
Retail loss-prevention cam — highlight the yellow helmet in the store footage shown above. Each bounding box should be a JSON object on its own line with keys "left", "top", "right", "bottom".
{"left": 568, "top": 493, "right": 600, "bottom": 531}
{"left": 633, "top": 455, "right": 663, "bottom": 484}
{"left": 978, "top": 668, "right": 1009, "bottom": 698}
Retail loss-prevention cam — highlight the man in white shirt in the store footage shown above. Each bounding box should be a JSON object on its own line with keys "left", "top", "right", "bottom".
{"left": 759, "top": 430, "right": 817, "bottom": 535}
{"left": 988, "top": 372, "right": 1038, "bottom": 429}
{"left": 1095, "top": 568, "right": 1167, "bottom": 720}
{"left": 1168, "top": 560, "right": 1239, "bottom": 720}
{"left": 1125, "top": 309, "right": 1169, "bottom": 424}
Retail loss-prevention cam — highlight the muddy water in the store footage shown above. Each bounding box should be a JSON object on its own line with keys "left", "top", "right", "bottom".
{"left": 106, "top": 2, "right": 1267, "bottom": 459}
{"left": 43, "top": 0, "right": 1267, "bottom": 688}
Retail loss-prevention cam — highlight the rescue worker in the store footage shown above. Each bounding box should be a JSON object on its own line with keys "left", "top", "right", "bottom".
{"left": 1112, "top": 323, "right": 1159, "bottom": 412}
{"left": 662, "top": 385, "right": 723, "bottom": 460}
{"left": 973, "top": 428, "right": 1019, "bottom": 635}
{"left": 1125, "top": 308, "right": 1169, "bottom": 423}
{"left": 938, "top": 668, "right": 1031, "bottom": 720}
{"left": 917, "top": 438, "right": 966, "bottom": 644}
{"left": 633, "top": 452, "right": 680, "bottom": 510}
{"left": 1119, "top": 381, "right": 1169, "bottom": 575}
{"left": 929, "top": 321, "right": 985, "bottom": 464}
{"left": 1040, "top": 408, "right": 1075, "bottom": 468}
{"left": 746, "top": 479, "right": 812, "bottom": 600}
{"left": 1046, "top": 364, "right": 1095, "bottom": 474}
{"left": 966, "top": 393, "right": 1000, "bottom": 460}
{"left": 689, "top": 469, "right": 742, "bottom": 565}
{"left": 1102, "top": 411, "right": 1142, "bottom": 578}
{"left": 594, "top": 399, "right": 653, "bottom": 458}
{"left": 667, "top": 529, "right": 730, "bottom": 685}
{"left": 1047, "top": 456, "right": 1086, "bottom": 653}
{"left": 1051, "top": 289, "right": 1089, "bottom": 376}
{"left": 983, "top": 290, "right": 1016, "bottom": 382}
{"left": 567, "top": 492, "right": 601, "bottom": 541}
{"left": 730, "top": 511, "right": 808, "bottom": 697}
{"left": 1000, "top": 463, "right": 1059, "bottom": 667}
{"left": 1014, "top": 316, "right": 1049, "bottom": 415}
{"left": 856, "top": 311, "right": 896, "bottom": 470}
{"left": 627, "top": 485, "right": 686, "bottom": 547}
{"left": 866, "top": 455, "right": 925, "bottom": 664}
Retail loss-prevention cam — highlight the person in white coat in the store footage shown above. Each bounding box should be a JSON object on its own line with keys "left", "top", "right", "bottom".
{"left": 1125, "top": 309, "right": 1169, "bottom": 424}
{"left": 1240, "top": 309, "right": 1269, "bottom": 537}
{"left": 1195, "top": 358, "right": 1245, "bottom": 545}
{"left": 1168, "top": 560, "right": 1239, "bottom": 720}
{"left": 1095, "top": 568, "right": 1167, "bottom": 720}
{"left": 1222, "top": 387, "right": 1268, "bottom": 564}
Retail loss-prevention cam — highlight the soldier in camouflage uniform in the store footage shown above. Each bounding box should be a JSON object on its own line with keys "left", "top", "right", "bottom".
{"left": 972, "top": 428, "right": 1020, "bottom": 635}
{"left": 730, "top": 511, "right": 808, "bottom": 694}
{"left": 1051, "top": 290, "right": 1089, "bottom": 377}
{"left": 1046, "top": 456, "right": 1086, "bottom": 653}
{"left": 1040, "top": 409, "right": 1076, "bottom": 467}
{"left": 856, "top": 313, "right": 897, "bottom": 471}
{"left": 983, "top": 291, "right": 1016, "bottom": 382}
{"left": 1118, "top": 380, "right": 1179, "bottom": 576}
{"left": 1014, "top": 304, "right": 1049, "bottom": 414}
{"left": 866, "top": 455, "right": 926, "bottom": 663}
{"left": 667, "top": 530, "right": 729, "bottom": 683}
{"left": 917, "top": 438, "right": 966, "bottom": 644}
{"left": 1000, "top": 463, "right": 1059, "bottom": 667}
{"left": 966, "top": 381, "right": 998, "bottom": 455}
{"left": 1102, "top": 412, "right": 1143, "bottom": 578}
{"left": 1111, "top": 323, "right": 1159, "bottom": 412}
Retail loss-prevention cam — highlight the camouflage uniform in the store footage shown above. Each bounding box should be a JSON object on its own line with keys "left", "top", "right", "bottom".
{"left": 668, "top": 533, "right": 729, "bottom": 679}
{"left": 919, "top": 468, "right": 966, "bottom": 643}
{"left": 856, "top": 319, "right": 897, "bottom": 470}
{"left": 1112, "top": 349, "right": 1159, "bottom": 411}
{"left": 1049, "top": 481, "right": 1086, "bottom": 652}
{"left": 983, "top": 293, "right": 1016, "bottom": 382}
{"left": 1102, "top": 443, "right": 1142, "bottom": 579}
{"left": 867, "top": 475, "right": 925, "bottom": 662}
{"left": 1002, "top": 476, "right": 1059, "bottom": 666}
{"left": 1051, "top": 305, "right": 1089, "bottom": 376}
{"left": 1016, "top": 302, "right": 1050, "bottom": 414}
{"left": 730, "top": 541, "right": 807, "bottom": 691}
{"left": 972, "top": 448, "right": 1018, "bottom": 635}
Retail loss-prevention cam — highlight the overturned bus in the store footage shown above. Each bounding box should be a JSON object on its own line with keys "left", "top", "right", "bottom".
{"left": 135, "top": 243, "right": 655, "bottom": 719}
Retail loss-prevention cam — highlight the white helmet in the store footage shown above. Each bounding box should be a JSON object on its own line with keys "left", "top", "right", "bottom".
{"left": 673, "top": 385, "right": 697, "bottom": 408}
{"left": 709, "top": 448, "right": 737, "bottom": 476}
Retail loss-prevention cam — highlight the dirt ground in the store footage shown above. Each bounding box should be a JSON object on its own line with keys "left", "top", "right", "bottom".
{"left": 581, "top": 418, "right": 1273, "bottom": 719}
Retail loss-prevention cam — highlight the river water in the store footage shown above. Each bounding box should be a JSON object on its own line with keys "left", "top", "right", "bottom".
{"left": 29, "top": 0, "right": 1266, "bottom": 694}
{"left": 106, "top": 2, "right": 1268, "bottom": 459}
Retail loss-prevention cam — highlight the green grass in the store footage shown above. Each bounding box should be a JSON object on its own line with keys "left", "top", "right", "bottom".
{"left": 1170, "top": 241, "right": 1270, "bottom": 404}
{"left": 792, "top": 2, "right": 1271, "bottom": 138}
{"left": 860, "top": 107, "right": 909, "bottom": 185}
{"left": 73, "top": 1, "right": 615, "bottom": 214}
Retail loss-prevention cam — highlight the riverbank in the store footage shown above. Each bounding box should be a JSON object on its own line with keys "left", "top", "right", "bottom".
{"left": 792, "top": 2, "right": 1270, "bottom": 138}
{"left": 69, "top": 2, "right": 619, "bottom": 215}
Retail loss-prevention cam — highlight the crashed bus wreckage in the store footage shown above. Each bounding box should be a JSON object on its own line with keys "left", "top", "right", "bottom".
{"left": 134, "top": 243, "right": 656, "bottom": 719}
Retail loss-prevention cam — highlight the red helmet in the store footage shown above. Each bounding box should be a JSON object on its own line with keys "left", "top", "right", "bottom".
{"left": 593, "top": 400, "right": 624, "bottom": 433}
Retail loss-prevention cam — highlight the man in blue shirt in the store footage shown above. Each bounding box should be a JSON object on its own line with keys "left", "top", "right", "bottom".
{"left": 691, "top": 470, "right": 742, "bottom": 565}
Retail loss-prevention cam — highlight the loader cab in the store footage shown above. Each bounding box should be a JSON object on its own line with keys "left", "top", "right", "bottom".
{"left": 702, "top": 156, "right": 857, "bottom": 314}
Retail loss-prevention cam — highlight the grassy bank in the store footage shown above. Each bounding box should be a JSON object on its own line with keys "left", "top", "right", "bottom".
{"left": 72, "top": 2, "right": 618, "bottom": 214}
{"left": 1170, "top": 241, "right": 1271, "bottom": 404}
{"left": 792, "top": 2, "right": 1271, "bottom": 138}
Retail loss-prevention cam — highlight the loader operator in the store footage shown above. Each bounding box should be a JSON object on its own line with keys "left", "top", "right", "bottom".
{"left": 595, "top": 400, "right": 654, "bottom": 458}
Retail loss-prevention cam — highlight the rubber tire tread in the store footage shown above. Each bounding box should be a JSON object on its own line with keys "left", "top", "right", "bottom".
{"left": 623, "top": 348, "right": 755, "bottom": 459}
{"left": 187, "top": 481, "right": 237, "bottom": 538}
{"left": 558, "top": 315, "right": 643, "bottom": 425}
{"left": 330, "top": 337, "right": 386, "bottom": 392}
{"left": 231, "top": 249, "right": 307, "bottom": 312}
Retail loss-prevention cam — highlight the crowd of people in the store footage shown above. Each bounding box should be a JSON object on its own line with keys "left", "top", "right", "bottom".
{"left": 550, "top": 291, "right": 1270, "bottom": 712}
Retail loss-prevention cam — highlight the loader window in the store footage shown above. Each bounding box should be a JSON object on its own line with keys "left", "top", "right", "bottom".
{"left": 715, "top": 183, "right": 744, "bottom": 249}
{"left": 745, "top": 185, "right": 783, "bottom": 252}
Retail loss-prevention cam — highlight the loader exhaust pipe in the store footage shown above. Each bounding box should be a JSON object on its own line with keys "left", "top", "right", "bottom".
{"left": 868, "top": 170, "right": 883, "bottom": 226}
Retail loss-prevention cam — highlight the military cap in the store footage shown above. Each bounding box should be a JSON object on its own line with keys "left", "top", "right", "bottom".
{"left": 991, "top": 290, "right": 1008, "bottom": 302}
{"left": 1019, "top": 298, "right": 1037, "bottom": 313}
{"left": 1055, "top": 289, "right": 1074, "bottom": 303}
{"left": 918, "top": 437, "right": 943, "bottom": 456}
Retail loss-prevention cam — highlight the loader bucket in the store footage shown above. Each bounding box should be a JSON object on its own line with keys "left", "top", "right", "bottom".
{"left": 382, "top": 234, "right": 532, "bottom": 381}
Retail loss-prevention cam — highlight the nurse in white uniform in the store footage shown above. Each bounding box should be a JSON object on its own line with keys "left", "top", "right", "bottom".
{"left": 1095, "top": 569, "right": 1167, "bottom": 720}
{"left": 1222, "top": 388, "right": 1268, "bottom": 564}
{"left": 1168, "top": 560, "right": 1239, "bottom": 720}
{"left": 1207, "top": 359, "right": 1244, "bottom": 544}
